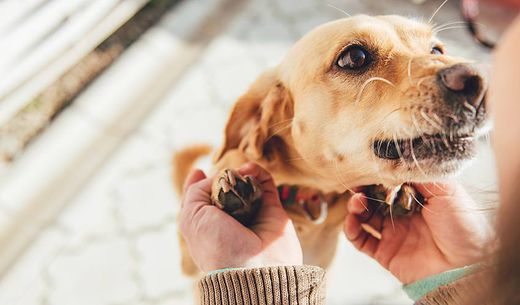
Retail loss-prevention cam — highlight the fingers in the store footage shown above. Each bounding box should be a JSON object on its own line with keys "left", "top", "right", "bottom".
{"left": 344, "top": 213, "right": 363, "bottom": 241}
{"left": 180, "top": 170, "right": 214, "bottom": 218}
{"left": 344, "top": 193, "right": 383, "bottom": 257}
{"left": 238, "top": 163, "right": 281, "bottom": 207}
{"left": 414, "top": 182, "right": 476, "bottom": 217}
{"left": 413, "top": 181, "right": 458, "bottom": 200}
{"left": 237, "top": 162, "right": 270, "bottom": 181}
{"left": 347, "top": 193, "right": 369, "bottom": 215}
{"left": 345, "top": 213, "right": 383, "bottom": 257}
{"left": 187, "top": 176, "right": 213, "bottom": 196}
{"left": 344, "top": 194, "right": 368, "bottom": 242}
{"left": 183, "top": 169, "right": 207, "bottom": 193}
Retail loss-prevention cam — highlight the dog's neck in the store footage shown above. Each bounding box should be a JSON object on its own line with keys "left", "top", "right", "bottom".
{"left": 255, "top": 131, "right": 348, "bottom": 194}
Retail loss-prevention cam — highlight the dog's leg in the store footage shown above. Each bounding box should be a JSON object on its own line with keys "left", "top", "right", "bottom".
{"left": 292, "top": 193, "right": 349, "bottom": 269}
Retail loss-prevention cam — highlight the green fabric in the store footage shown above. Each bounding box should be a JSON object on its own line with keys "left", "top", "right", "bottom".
{"left": 403, "top": 264, "right": 478, "bottom": 301}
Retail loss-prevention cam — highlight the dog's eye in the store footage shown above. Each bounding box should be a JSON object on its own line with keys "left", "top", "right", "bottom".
{"left": 337, "top": 45, "right": 370, "bottom": 70}
{"left": 431, "top": 46, "right": 444, "bottom": 55}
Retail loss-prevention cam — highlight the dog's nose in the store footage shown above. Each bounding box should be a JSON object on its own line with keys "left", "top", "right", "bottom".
{"left": 439, "top": 63, "right": 484, "bottom": 106}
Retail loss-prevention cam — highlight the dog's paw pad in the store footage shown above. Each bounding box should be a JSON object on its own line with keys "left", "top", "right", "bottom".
{"left": 211, "top": 169, "right": 262, "bottom": 226}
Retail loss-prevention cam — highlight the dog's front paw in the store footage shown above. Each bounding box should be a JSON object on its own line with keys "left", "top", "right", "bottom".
{"left": 211, "top": 169, "right": 262, "bottom": 226}
{"left": 365, "top": 184, "right": 423, "bottom": 217}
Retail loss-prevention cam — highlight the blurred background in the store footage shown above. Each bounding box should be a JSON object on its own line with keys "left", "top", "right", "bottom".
{"left": 0, "top": 0, "right": 512, "bottom": 304}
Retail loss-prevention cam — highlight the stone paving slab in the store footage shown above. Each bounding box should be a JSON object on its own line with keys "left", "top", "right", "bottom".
{"left": 0, "top": 0, "right": 496, "bottom": 305}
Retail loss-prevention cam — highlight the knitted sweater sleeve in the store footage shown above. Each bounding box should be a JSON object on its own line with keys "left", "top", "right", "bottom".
{"left": 198, "top": 265, "right": 326, "bottom": 305}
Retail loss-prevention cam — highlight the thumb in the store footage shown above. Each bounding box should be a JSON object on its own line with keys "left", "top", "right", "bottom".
{"left": 238, "top": 162, "right": 280, "bottom": 207}
{"left": 183, "top": 169, "right": 207, "bottom": 193}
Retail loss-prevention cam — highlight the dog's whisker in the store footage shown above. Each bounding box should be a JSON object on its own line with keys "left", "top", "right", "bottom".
{"left": 410, "top": 138, "right": 429, "bottom": 179}
{"left": 354, "top": 193, "right": 370, "bottom": 212}
{"left": 414, "top": 181, "right": 439, "bottom": 199}
{"left": 441, "top": 132, "right": 450, "bottom": 149}
{"left": 355, "top": 77, "right": 395, "bottom": 104}
{"left": 378, "top": 107, "right": 403, "bottom": 127}
{"left": 412, "top": 110, "right": 444, "bottom": 154}
{"left": 388, "top": 109, "right": 404, "bottom": 120}
{"left": 359, "top": 194, "right": 390, "bottom": 205}
{"left": 411, "top": 114, "right": 429, "bottom": 145}
{"left": 408, "top": 117, "right": 430, "bottom": 180}
{"left": 331, "top": 159, "right": 352, "bottom": 193}
{"left": 410, "top": 117, "right": 446, "bottom": 185}
{"left": 433, "top": 21, "right": 487, "bottom": 33}
{"left": 385, "top": 139, "right": 392, "bottom": 160}
{"left": 431, "top": 113, "right": 445, "bottom": 127}
{"left": 415, "top": 76, "right": 430, "bottom": 89}
{"left": 378, "top": 138, "right": 384, "bottom": 157}
{"left": 420, "top": 110, "right": 444, "bottom": 132}
{"left": 327, "top": 3, "right": 351, "bottom": 17}
{"left": 432, "top": 21, "right": 467, "bottom": 32}
{"left": 407, "top": 57, "right": 414, "bottom": 85}
{"left": 332, "top": 159, "right": 364, "bottom": 205}
{"left": 463, "top": 100, "right": 477, "bottom": 117}
{"left": 428, "top": 0, "right": 449, "bottom": 24}
{"left": 409, "top": 191, "right": 438, "bottom": 215}
{"left": 403, "top": 145, "right": 449, "bottom": 195}
{"left": 396, "top": 127, "right": 413, "bottom": 179}
{"left": 433, "top": 25, "right": 468, "bottom": 34}
{"left": 419, "top": 111, "right": 443, "bottom": 155}
{"left": 388, "top": 199, "right": 396, "bottom": 231}
{"left": 393, "top": 133, "right": 406, "bottom": 165}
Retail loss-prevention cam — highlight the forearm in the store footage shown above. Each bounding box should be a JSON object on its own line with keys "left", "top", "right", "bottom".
{"left": 198, "top": 265, "right": 325, "bottom": 305}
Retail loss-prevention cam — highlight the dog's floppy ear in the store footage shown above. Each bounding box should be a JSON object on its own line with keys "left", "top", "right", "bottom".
{"left": 215, "top": 69, "right": 293, "bottom": 162}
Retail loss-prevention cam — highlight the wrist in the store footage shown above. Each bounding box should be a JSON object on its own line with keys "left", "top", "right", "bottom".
{"left": 242, "top": 255, "right": 303, "bottom": 269}
{"left": 204, "top": 255, "right": 303, "bottom": 273}
{"left": 398, "top": 253, "right": 482, "bottom": 284}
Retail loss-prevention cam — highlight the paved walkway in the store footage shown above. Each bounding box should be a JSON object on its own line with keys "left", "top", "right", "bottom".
{"left": 0, "top": 0, "right": 496, "bottom": 304}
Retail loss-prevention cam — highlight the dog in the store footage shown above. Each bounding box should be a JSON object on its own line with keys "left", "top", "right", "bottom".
{"left": 174, "top": 14, "right": 488, "bottom": 276}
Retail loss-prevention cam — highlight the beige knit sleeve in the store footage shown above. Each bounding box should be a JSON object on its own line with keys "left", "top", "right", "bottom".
{"left": 198, "top": 265, "right": 325, "bottom": 305}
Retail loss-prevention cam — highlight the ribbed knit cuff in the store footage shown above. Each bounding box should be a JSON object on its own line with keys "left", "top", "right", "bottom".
{"left": 198, "top": 265, "right": 325, "bottom": 305}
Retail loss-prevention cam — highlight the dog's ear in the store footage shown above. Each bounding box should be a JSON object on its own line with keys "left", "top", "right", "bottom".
{"left": 214, "top": 69, "right": 293, "bottom": 162}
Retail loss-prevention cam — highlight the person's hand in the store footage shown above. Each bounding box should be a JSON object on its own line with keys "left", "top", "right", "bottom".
{"left": 344, "top": 182, "right": 492, "bottom": 284}
{"left": 178, "top": 163, "right": 302, "bottom": 272}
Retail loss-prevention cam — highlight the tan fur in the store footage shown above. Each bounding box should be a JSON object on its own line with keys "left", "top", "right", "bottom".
{"left": 174, "top": 15, "right": 487, "bottom": 274}
{"left": 172, "top": 144, "right": 212, "bottom": 195}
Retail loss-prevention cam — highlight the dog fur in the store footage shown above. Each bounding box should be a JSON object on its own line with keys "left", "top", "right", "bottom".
{"left": 173, "top": 15, "right": 488, "bottom": 276}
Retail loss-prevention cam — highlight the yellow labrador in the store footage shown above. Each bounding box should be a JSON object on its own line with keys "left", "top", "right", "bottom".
{"left": 174, "top": 15, "right": 488, "bottom": 275}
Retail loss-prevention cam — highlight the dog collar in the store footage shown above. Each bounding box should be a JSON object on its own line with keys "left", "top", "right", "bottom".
{"left": 277, "top": 185, "right": 328, "bottom": 224}
{"left": 277, "top": 185, "right": 320, "bottom": 205}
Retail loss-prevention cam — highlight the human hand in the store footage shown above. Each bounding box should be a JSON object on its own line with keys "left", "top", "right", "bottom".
{"left": 178, "top": 163, "right": 302, "bottom": 272}
{"left": 344, "top": 182, "right": 491, "bottom": 284}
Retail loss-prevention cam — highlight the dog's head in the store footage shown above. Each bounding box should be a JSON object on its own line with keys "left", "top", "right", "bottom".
{"left": 217, "top": 15, "right": 489, "bottom": 191}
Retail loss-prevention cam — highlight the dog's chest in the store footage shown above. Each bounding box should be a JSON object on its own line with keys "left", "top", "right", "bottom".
{"left": 277, "top": 184, "right": 350, "bottom": 268}
{"left": 277, "top": 184, "right": 349, "bottom": 231}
